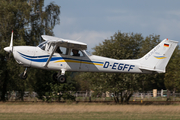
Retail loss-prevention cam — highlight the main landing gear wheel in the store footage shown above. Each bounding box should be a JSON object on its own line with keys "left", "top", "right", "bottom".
{"left": 57, "top": 75, "right": 66, "bottom": 83}
{"left": 52, "top": 70, "right": 66, "bottom": 83}
{"left": 52, "top": 73, "right": 66, "bottom": 83}
{"left": 20, "top": 72, "right": 28, "bottom": 79}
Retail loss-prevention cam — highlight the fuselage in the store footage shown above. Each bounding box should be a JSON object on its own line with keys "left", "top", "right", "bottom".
{"left": 12, "top": 45, "right": 144, "bottom": 73}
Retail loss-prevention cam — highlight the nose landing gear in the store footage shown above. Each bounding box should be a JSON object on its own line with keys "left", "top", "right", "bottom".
{"left": 20, "top": 68, "right": 28, "bottom": 79}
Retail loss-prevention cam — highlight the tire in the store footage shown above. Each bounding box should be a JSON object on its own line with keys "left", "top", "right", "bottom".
{"left": 57, "top": 75, "right": 66, "bottom": 83}
{"left": 20, "top": 72, "right": 28, "bottom": 80}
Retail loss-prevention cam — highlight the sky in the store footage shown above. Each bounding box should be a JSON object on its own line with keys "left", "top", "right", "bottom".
{"left": 44, "top": 0, "right": 180, "bottom": 52}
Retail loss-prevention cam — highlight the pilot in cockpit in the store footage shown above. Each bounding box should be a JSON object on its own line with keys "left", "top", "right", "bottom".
{"left": 72, "top": 49, "right": 80, "bottom": 56}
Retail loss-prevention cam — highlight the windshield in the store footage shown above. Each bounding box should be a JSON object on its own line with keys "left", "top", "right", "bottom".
{"left": 38, "top": 41, "right": 47, "bottom": 50}
{"left": 85, "top": 50, "right": 92, "bottom": 56}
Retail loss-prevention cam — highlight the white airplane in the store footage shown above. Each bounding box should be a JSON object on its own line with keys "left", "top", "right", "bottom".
{"left": 4, "top": 31, "right": 178, "bottom": 83}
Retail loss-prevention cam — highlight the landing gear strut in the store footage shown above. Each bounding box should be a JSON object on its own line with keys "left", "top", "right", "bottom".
{"left": 53, "top": 70, "right": 66, "bottom": 83}
{"left": 20, "top": 68, "right": 28, "bottom": 79}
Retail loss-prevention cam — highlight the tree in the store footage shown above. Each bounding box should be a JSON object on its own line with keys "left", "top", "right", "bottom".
{"left": 0, "top": 0, "right": 60, "bottom": 101}
{"left": 164, "top": 46, "right": 180, "bottom": 93}
{"left": 0, "top": 0, "right": 32, "bottom": 101}
{"left": 76, "top": 31, "right": 165, "bottom": 103}
{"left": 137, "top": 35, "right": 166, "bottom": 92}
{"left": 47, "top": 82, "right": 76, "bottom": 102}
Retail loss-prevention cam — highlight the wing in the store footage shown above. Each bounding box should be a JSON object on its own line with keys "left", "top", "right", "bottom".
{"left": 41, "top": 35, "right": 87, "bottom": 50}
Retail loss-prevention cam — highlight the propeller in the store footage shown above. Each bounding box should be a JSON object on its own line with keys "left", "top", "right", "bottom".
{"left": 4, "top": 31, "right": 14, "bottom": 57}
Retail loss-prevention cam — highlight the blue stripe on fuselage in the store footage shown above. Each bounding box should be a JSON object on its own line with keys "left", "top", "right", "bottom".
{"left": 18, "top": 52, "right": 104, "bottom": 64}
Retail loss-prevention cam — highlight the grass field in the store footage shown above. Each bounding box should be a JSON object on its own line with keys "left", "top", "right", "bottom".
{"left": 0, "top": 103, "right": 180, "bottom": 120}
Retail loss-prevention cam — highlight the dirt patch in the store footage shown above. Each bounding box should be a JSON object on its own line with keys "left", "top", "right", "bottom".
{"left": 1, "top": 104, "right": 180, "bottom": 114}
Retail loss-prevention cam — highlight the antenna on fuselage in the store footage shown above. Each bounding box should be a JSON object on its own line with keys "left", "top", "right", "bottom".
{"left": 76, "top": 36, "right": 81, "bottom": 41}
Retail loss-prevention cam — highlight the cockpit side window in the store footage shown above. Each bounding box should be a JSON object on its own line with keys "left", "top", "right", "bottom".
{"left": 38, "top": 41, "right": 70, "bottom": 55}
{"left": 55, "top": 46, "right": 69, "bottom": 55}
{"left": 85, "top": 50, "right": 92, "bottom": 56}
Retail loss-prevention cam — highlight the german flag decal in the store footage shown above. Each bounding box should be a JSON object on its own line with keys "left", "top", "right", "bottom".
{"left": 164, "top": 43, "right": 169, "bottom": 47}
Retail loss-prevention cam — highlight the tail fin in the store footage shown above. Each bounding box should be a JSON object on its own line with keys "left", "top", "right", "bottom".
{"left": 139, "top": 39, "right": 178, "bottom": 73}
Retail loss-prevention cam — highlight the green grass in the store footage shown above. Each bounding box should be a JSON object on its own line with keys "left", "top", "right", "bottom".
{"left": 1, "top": 112, "right": 180, "bottom": 120}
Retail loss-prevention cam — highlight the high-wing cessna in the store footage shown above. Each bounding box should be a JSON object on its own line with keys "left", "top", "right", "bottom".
{"left": 4, "top": 31, "right": 178, "bottom": 83}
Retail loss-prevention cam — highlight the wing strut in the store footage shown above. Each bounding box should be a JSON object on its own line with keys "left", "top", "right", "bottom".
{"left": 44, "top": 44, "right": 57, "bottom": 67}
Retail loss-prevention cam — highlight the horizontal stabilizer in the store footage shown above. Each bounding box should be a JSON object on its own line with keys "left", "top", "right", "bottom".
{"left": 139, "top": 66, "right": 165, "bottom": 73}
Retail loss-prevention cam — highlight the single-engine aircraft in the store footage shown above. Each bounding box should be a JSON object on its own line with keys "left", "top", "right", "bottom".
{"left": 4, "top": 31, "right": 178, "bottom": 83}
